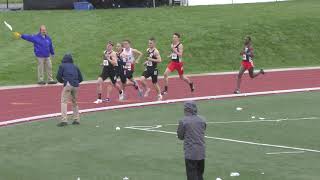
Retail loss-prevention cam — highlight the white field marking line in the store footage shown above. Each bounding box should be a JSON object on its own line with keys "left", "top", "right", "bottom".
{"left": 2, "top": 86, "right": 320, "bottom": 127}
{"left": 125, "top": 125, "right": 163, "bottom": 130}
{"left": 164, "top": 117, "right": 319, "bottom": 126}
{"left": 1, "top": 66, "right": 320, "bottom": 90}
{"left": 124, "top": 126, "right": 320, "bottom": 153}
{"left": 266, "top": 151, "right": 305, "bottom": 155}
{"left": 144, "top": 125, "right": 163, "bottom": 130}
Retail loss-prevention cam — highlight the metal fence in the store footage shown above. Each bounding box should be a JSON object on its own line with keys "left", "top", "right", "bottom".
{"left": 0, "top": 0, "right": 23, "bottom": 10}
{"left": 183, "top": 0, "right": 285, "bottom": 6}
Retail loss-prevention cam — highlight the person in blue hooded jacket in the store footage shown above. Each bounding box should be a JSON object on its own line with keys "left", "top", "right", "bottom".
{"left": 56, "top": 53, "right": 83, "bottom": 127}
{"left": 15, "top": 25, "right": 57, "bottom": 85}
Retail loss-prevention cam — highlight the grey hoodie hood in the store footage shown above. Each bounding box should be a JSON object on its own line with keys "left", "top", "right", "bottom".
{"left": 62, "top": 53, "right": 73, "bottom": 63}
{"left": 184, "top": 101, "right": 198, "bottom": 116}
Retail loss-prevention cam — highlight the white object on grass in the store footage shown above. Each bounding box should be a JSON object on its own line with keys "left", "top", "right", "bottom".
{"left": 251, "top": 116, "right": 256, "bottom": 119}
{"left": 259, "top": 117, "right": 265, "bottom": 120}
{"left": 77, "top": 177, "right": 80, "bottom": 180}
{"left": 216, "top": 178, "right": 222, "bottom": 180}
{"left": 230, "top": 172, "right": 240, "bottom": 177}
{"left": 4, "top": 21, "right": 13, "bottom": 31}
{"left": 236, "top": 107, "right": 243, "bottom": 111}
{"left": 123, "top": 177, "right": 129, "bottom": 180}
{"left": 96, "top": 125, "right": 99, "bottom": 128}
{"left": 116, "top": 127, "right": 121, "bottom": 131}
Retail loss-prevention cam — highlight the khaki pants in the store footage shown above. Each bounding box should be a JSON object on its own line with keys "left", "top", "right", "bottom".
{"left": 61, "top": 83, "right": 79, "bottom": 122}
{"left": 37, "top": 57, "right": 53, "bottom": 82}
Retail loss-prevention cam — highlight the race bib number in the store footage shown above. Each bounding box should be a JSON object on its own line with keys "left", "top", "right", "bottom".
{"left": 171, "top": 53, "right": 178, "bottom": 60}
{"left": 146, "top": 61, "right": 153, "bottom": 66}
{"left": 242, "top": 54, "right": 252, "bottom": 61}
{"left": 153, "top": 70, "right": 158, "bottom": 76}
{"left": 103, "top": 60, "right": 109, "bottom": 66}
{"left": 125, "top": 62, "right": 131, "bottom": 70}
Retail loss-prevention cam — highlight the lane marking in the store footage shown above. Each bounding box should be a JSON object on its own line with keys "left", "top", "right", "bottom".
{"left": 124, "top": 126, "right": 320, "bottom": 153}
{"left": 1, "top": 66, "right": 320, "bottom": 90}
{"left": 266, "top": 151, "right": 306, "bottom": 155}
{"left": 10, "top": 102, "right": 33, "bottom": 105}
{"left": 1, "top": 87, "right": 320, "bottom": 127}
{"left": 164, "top": 117, "right": 319, "bottom": 126}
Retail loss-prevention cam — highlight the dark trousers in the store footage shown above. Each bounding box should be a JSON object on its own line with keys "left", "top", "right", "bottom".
{"left": 185, "top": 159, "right": 205, "bottom": 180}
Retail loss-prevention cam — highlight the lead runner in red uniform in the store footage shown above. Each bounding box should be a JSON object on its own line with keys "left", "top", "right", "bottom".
{"left": 162, "top": 33, "right": 194, "bottom": 95}
{"left": 234, "top": 36, "right": 265, "bottom": 94}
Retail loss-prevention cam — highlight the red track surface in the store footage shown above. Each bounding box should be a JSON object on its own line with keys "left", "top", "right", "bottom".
{"left": 1, "top": 69, "right": 320, "bottom": 122}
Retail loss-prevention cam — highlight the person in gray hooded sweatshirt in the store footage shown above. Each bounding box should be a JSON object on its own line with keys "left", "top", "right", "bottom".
{"left": 177, "top": 101, "right": 206, "bottom": 180}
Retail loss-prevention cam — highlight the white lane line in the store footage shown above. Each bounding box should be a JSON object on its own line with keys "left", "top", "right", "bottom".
{"left": 266, "top": 151, "right": 306, "bottom": 155}
{"left": 1, "top": 86, "right": 320, "bottom": 127}
{"left": 1, "top": 66, "right": 320, "bottom": 90}
{"left": 124, "top": 126, "right": 320, "bottom": 153}
{"left": 164, "top": 117, "right": 319, "bottom": 126}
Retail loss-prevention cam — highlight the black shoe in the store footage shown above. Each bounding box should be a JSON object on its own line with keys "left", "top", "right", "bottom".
{"left": 72, "top": 121, "right": 80, "bottom": 125}
{"left": 190, "top": 83, "right": 195, "bottom": 92}
{"left": 48, "top": 80, "right": 57, "bottom": 84}
{"left": 260, "top": 69, "right": 265, "bottom": 75}
{"left": 38, "top": 81, "right": 46, "bottom": 85}
{"left": 234, "top": 90, "right": 241, "bottom": 94}
{"left": 57, "top": 122, "right": 68, "bottom": 127}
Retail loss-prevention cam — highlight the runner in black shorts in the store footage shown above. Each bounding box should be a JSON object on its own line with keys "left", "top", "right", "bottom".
{"left": 115, "top": 43, "right": 127, "bottom": 85}
{"left": 140, "top": 37, "right": 162, "bottom": 101}
{"left": 94, "top": 41, "right": 123, "bottom": 103}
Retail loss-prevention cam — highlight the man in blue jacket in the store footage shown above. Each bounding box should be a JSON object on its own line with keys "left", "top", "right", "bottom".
{"left": 56, "top": 53, "right": 83, "bottom": 127}
{"left": 15, "top": 25, "right": 57, "bottom": 85}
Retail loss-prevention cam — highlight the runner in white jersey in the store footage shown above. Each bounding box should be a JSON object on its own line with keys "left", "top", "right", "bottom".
{"left": 120, "top": 40, "right": 143, "bottom": 98}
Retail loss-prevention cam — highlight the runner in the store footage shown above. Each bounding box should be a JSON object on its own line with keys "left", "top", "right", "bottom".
{"left": 234, "top": 36, "right": 265, "bottom": 94}
{"left": 162, "top": 33, "right": 194, "bottom": 95}
{"left": 120, "top": 40, "right": 143, "bottom": 98}
{"left": 140, "top": 37, "right": 162, "bottom": 101}
{"left": 115, "top": 43, "right": 127, "bottom": 91}
{"left": 94, "top": 41, "right": 124, "bottom": 104}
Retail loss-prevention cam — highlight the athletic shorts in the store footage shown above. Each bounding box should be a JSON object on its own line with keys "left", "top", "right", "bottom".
{"left": 100, "top": 66, "right": 117, "bottom": 84}
{"left": 116, "top": 66, "right": 127, "bottom": 84}
{"left": 241, "top": 61, "right": 254, "bottom": 70}
{"left": 167, "top": 61, "right": 184, "bottom": 75}
{"left": 142, "top": 68, "right": 158, "bottom": 84}
{"left": 124, "top": 69, "right": 134, "bottom": 80}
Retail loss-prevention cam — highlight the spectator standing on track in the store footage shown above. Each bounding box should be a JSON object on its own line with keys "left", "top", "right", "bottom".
{"left": 177, "top": 101, "right": 207, "bottom": 180}
{"left": 56, "top": 53, "right": 83, "bottom": 127}
{"left": 15, "top": 25, "right": 57, "bottom": 85}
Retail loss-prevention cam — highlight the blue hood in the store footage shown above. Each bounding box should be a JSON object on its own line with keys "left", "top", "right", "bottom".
{"left": 62, "top": 54, "right": 73, "bottom": 63}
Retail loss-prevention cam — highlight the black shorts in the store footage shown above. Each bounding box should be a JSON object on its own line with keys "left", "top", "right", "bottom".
{"left": 116, "top": 66, "right": 127, "bottom": 84}
{"left": 142, "top": 68, "right": 158, "bottom": 84}
{"left": 100, "top": 66, "right": 117, "bottom": 84}
{"left": 124, "top": 69, "right": 134, "bottom": 80}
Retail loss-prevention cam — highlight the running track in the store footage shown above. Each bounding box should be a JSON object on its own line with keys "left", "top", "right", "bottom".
{"left": 1, "top": 67, "right": 320, "bottom": 125}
